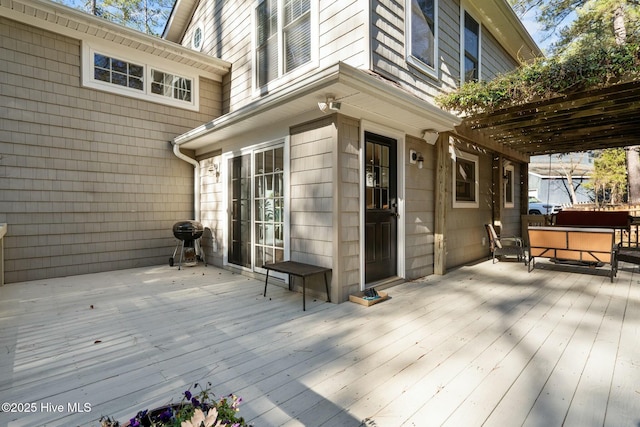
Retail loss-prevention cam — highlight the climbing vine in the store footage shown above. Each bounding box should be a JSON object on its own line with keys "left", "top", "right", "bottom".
{"left": 435, "top": 41, "right": 640, "bottom": 115}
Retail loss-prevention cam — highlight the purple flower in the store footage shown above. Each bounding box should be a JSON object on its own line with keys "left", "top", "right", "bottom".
{"left": 184, "top": 390, "right": 192, "bottom": 400}
{"left": 158, "top": 408, "right": 173, "bottom": 422}
{"left": 191, "top": 397, "right": 201, "bottom": 407}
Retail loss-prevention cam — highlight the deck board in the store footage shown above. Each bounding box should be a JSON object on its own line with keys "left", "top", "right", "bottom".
{"left": 1, "top": 260, "right": 639, "bottom": 426}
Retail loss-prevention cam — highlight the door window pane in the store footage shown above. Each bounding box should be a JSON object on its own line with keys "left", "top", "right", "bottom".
{"left": 254, "top": 147, "right": 285, "bottom": 268}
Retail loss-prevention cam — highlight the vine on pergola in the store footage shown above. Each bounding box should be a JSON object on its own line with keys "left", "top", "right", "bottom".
{"left": 435, "top": 41, "right": 640, "bottom": 115}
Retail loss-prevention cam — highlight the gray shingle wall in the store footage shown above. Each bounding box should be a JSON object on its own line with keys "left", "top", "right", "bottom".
{"left": 290, "top": 117, "right": 335, "bottom": 269}
{"left": 405, "top": 135, "right": 436, "bottom": 279}
{"left": 0, "top": 18, "right": 222, "bottom": 283}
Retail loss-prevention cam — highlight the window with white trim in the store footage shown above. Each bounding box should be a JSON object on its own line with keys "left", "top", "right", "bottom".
{"left": 453, "top": 151, "right": 479, "bottom": 208}
{"left": 83, "top": 44, "right": 199, "bottom": 111}
{"left": 406, "top": 0, "right": 438, "bottom": 78}
{"left": 504, "top": 164, "right": 515, "bottom": 208}
{"left": 151, "top": 70, "right": 192, "bottom": 102}
{"left": 255, "top": 0, "right": 312, "bottom": 87}
{"left": 227, "top": 145, "right": 286, "bottom": 270}
{"left": 462, "top": 10, "right": 480, "bottom": 83}
{"left": 94, "top": 54, "right": 144, "bottom": 90}
{"left": 192, "top": 24, "right": 204, "bottom": 51}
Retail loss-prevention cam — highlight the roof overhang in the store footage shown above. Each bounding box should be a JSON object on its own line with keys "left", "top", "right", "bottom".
{"left": 456, "top": 79, "right": 640, "bottom": 157}
{"left": 173, "top": 62, "right": 462, "bottom": 151}
{"left": 163, "top": 0, "right": 198, "bottom": 42}
{"left": 466, "top": 0, "right": 543, "bottom": 63}
{"left": 1, "top": 0, "right": 230, "bottom": 79}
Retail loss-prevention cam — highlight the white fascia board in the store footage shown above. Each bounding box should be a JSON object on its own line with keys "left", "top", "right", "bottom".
{"left": 174, "top": 62, "right": 461, "bottom": 147}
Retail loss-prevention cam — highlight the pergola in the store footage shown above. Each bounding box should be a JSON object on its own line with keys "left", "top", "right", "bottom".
{"left": 455, "top": 79, "right": 640, "bottom": 157}
{"left": 434, "top": 79, "right": 640, "bottom": 275}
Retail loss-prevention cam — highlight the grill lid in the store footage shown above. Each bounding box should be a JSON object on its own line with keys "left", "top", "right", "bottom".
{"left": 172, "top": 220, "right": 204, "bottom": 240}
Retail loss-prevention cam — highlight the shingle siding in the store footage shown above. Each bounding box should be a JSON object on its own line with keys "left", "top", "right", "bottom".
{"left": 0, "top": 18, "right": 222, "bottom": 283}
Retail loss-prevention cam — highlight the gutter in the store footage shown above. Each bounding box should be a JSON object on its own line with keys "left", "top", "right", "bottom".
{"left": 171, "top": 142, "right": 200, "bottom": 222}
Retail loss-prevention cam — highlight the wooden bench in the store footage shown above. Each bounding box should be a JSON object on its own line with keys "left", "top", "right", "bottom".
{"left": 263, "top": 261, "right": 331, "bottom": 311}
{"left": 527, "top": 226, "right": 618, "bottom": 282}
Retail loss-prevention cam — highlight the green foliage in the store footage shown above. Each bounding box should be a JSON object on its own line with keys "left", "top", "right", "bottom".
{"left": 436, "top": 42, "right": 640, "bottom": 114}
{"left": 585, "top": 148, "right": 628, "bottom": 205}
{"left": 509, "top": 0, "right": 640, "bottom": 55}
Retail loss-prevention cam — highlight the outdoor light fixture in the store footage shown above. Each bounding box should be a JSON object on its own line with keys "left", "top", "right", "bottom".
{"left": 410, "top": 150, "right": 425, "bottom": 169}
{"left": 208, "top": 160, "right": 220, "bottom": 182}
{"left": 318, "top": 96, "right": 341, "bottom": 113}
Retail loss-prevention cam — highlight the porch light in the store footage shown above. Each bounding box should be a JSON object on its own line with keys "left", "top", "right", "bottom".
{"left": 410, "top": 150, "right": 424, "bottom": 169}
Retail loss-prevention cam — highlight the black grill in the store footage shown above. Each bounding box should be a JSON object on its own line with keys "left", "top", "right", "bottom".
{"left": 170, "top": 220, "right": 206, "bottom": 269}
{"left": 172, "top": 220, "right": 204, "bottom": 241}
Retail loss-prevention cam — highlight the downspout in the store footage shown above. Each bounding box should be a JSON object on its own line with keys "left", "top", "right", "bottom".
{"left": 171, "top": 141, "right": 200, "bottom": 222}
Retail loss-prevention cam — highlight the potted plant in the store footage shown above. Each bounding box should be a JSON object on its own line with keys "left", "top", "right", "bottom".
{"left": 99, "top": 383, "right": 251, "bottom": 427}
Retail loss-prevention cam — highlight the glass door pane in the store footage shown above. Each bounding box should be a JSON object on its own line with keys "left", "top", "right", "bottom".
{"left": 228, "top": 154, "right": 252, "bottom": 267}
{"left": 255, "top": 147, "right": 285, "bottom": 268}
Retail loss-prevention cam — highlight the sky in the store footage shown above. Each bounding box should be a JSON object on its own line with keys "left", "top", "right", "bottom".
{"left": 518, "top": 8, "right": 556, "bottom": 53}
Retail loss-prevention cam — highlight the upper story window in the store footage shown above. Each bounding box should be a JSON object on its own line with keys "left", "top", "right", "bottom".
{"left": 192, "top": 24, "right": 204, "bottom": 51}
{"left": 255, "top": 0, "right": 312, "bottom": 87}
{"left": 462, "top": 10, "right": 480, "bottom": 83}
{"left": 453, "top": 150, "right": 479, "bottom": 208}
{"left": 406, "top": 0, "right": 438, "bottom": 78}
{"left": 94, "top": 54, "right": 144, "bottom": 90}
{"left": 151, "top": 70, "right": 192, "bottom": 102}
{"left": 82, "top": 43, "right": 199, "bottom": 111}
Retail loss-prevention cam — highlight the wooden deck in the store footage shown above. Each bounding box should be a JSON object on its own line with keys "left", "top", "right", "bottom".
{"left": 1, "top": 259, "right": 639, "bottom": 427}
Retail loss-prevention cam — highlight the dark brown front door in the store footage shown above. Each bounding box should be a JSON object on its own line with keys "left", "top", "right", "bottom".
{"left": 364, "top": 132, "right": 397, "bottom": 283}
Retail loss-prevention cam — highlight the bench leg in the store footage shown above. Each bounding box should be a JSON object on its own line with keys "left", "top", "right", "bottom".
{"left": 302, "top": 277, "right": 306, "bottom": 311}
{"left": 324, "top": 272, "right": 331, "bottom": 303}
{"left": 263, "top": 269, "right": 270, "bottom": 297}
{"left": 528, "top": 257, "right": 535, "bottom": 273}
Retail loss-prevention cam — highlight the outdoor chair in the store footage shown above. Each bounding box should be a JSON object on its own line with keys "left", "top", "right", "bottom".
{"left": 485, "top": 223, "right": 526, "bottom": 265}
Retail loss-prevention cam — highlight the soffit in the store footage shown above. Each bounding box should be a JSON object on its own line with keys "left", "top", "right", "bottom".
{"left": 162, "top": 0, "right": 198, "bottom": 42}
{"left": 172, "top": 63, "right": 462, "bottom": 152}
{"left": 459, "top": 0, "right": 543, "bottom": 63}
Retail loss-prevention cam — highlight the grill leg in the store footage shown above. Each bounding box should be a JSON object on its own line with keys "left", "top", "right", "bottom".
{"left": 178, "top": 240, "right": 185, "bottom": 270}
{"left": 195, "top": 238, "right": 206, "bottom": 266}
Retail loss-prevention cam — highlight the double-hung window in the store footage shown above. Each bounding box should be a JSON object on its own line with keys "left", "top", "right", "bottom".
{"left": 406, "top": 0, "right": 438, "bottom": 78}
{"left": 462, "top": 10, "right": 480, "bottom": 83}
{"left": 256, "top": 0, "right": 312, "bottom": 87}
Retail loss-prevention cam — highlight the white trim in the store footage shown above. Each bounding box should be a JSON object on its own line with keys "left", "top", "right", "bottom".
{"left": 359, "top": 121, "right": 406, "bottom": 290}
{"left": 504, "top": 164, "right": 515, "bottom": 209}
{"left": 222, "top": 138, "right": 289, "bottom": 282}
{"left": 405, "top": 0, "right": 439, "bottom": 80}
{"left": 452, "top": 150, "right": 479, "bottom": 209}
{"left": 251, "top": 0, "right": 319, "bottom": 96}
{"left": 82, "top": 41, "right": 200, "bottom": 111}
{"left": 459, "top": 3, "right": 482, "bottom": 84}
